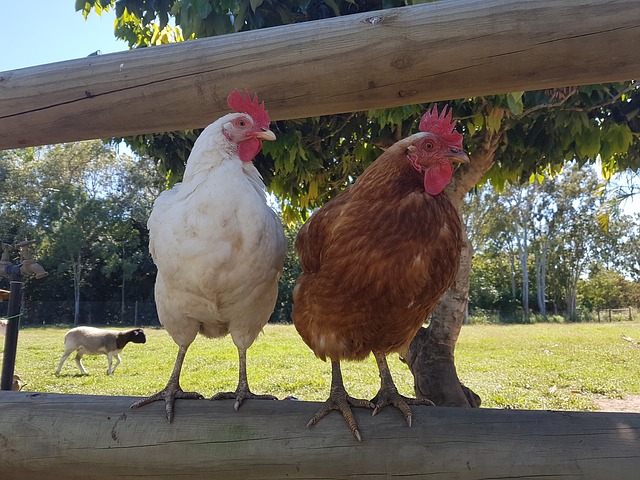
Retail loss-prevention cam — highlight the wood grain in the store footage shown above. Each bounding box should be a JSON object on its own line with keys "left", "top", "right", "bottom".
{"left": 0, "top": 391, "right": 639, "bottom": 479}
{"left": 1, "top": 0, "right": 639, "bottom": 149}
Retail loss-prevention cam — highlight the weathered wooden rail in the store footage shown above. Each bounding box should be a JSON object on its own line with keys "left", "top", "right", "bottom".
{"left": 0, "top": 391, "right": 639, "bottom": 479}
{"left": 1, "top": 0, "right": 639, "bottom": 149}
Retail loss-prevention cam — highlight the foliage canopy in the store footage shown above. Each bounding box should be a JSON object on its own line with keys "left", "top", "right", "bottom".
{"left": 76, "top": 0, "right": 639, "bottom": 220}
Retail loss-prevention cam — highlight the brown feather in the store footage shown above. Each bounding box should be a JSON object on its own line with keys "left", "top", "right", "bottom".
{"left": 293, "top": 135, "right": 463, "bottom": 362}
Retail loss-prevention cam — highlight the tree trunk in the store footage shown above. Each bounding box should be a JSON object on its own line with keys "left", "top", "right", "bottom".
{"left": 405, "top": 131, "right": 501, "bottom": 407}
{"left": 515, "top": 231, "right": 527, "bottom": 320}
{"left": 566, "top": 269, "right": 580, "bottom": 319}
{"left": 72, "top": 252, "right": 82, "bottom": 326}
{"left": 535, "top": 244, "right": 548, "bottom": 316}
{"left": 519, "top": 233, "right": 529, "bottom": 320}
{"left": 121, "top": 275, "right": 126, "bottom": 323}
{"left": 510, "top": 251, "right": 517, "bottom": 300}
{"left": 404, "top": 227, "right": 481, "bottom": 407}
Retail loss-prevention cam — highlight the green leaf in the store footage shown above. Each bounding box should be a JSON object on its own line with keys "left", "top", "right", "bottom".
{"left": 528, "top": 172, "right": 544, "bottom": 184}
{"left": 506, "top": 92, "right": 524, "bottom": 115}
{"left": 284, "top": 147, "right": 296, "bottom": 174}
{"left": 323, "top": 0, "right": 342, "bottom": 16}
{"left": 486, "top": 108, "right": 504, "bottom": 133}
{"left": 75, "top": 1, "right": 91, "bottom": 18}
{"left": 234, "top": 1, "right": 248, "bottom": 31}
{"left": 308, "top": 179, "right": 319, "bottom": 200}
{"left": 596, "top": 210, "right": 610, "bottom": 232}
{"left": 250, "top": 0, "right": 265, "bottom": 12}
{"left": 575, "top": 129, "right": 601, "bottom": 159}
{"left": 472, "top": 112, "right": 484, "bottom": 130}
{"left": 195, "top": 0, "right": 213, "bottom": 19}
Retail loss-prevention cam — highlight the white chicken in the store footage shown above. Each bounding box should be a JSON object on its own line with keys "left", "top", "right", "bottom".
{"left": 132, "top": 89, "right": 286, "bottom": 421}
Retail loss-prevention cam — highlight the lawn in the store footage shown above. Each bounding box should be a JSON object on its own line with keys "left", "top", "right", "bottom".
{"left": 6, "top": 322, "right": 640, "bottom": 411}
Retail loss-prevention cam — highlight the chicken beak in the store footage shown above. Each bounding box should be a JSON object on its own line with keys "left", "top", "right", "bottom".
{"left": 448, "top": 149, "right": 470, "bottom": 164}
{"left": 256, "top": 129, "right": 276, "bottom": 141}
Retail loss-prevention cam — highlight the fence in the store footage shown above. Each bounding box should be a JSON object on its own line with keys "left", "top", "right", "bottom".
{"left": 468, "top": 307, "right": 639, "bottom": 324}
{"left": 0, "top": 301, "right": 161, "bottom": 327}
{"left": 596, "top": 307, "right": 636, "bottom": 322}
{"left": 1, "top": 300, "right": 292, "bottom": 326}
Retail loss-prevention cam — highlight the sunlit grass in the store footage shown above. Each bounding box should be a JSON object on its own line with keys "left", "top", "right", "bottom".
{"left": 456, "top": 323, "right": 640, "bottom": 410}
{"left": 6, "top": 322, "right": 640, "bottom": 411}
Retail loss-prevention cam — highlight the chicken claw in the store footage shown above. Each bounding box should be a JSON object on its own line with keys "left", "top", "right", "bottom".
{"left": 307, "top": 361, "right": 373, "bottom": 441}
{"left": 131, "top": 346, "right": 203, "bottom": 422}
{"left": 372, "top": 352, "right": 434, "bottom": 427}
{"left": 308, "top": 385, "right": 373, "bottom": 441}
{"left": 131, "top": 387, "right": 204, "bottom": 423}
{"left": 371, "top": 388, "right": 434, "bottom": 427}
{"left": 211, "top": 346, "right": 277, "bottom": 410}
{"left": 211, "top": 389, "right": 277, "bottom": 411}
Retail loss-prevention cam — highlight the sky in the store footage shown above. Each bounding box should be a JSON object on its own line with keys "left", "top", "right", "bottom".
{"left": 0, "top": 2, "right": 127, "bottom": 72}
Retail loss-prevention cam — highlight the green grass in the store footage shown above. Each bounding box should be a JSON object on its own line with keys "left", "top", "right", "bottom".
{"left": 6, "top": 323, "right": 640, "bottom": 411}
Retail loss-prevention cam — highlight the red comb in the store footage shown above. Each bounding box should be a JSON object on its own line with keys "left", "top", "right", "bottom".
{"left": 227, "top": 89, "right": 271, "bottom": 129}
{"left": 419, "top": 104, "right": 463, "bottom": 149}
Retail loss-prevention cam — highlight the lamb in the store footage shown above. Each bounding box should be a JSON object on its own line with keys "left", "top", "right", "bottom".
{"left": 55, "top": 327, "right": 146, "bottom": 376}
{"left": 0, "top": 318, "right": 7, "bottom": 336}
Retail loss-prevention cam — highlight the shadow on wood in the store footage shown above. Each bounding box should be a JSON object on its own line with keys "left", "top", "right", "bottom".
{"left": 0, "top": 391, "right": 639, "bottom": 479}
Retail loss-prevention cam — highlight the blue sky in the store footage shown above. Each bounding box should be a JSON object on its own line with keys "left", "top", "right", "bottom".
{"left": 0, "top": 2, "right": 127, "bottom": 72}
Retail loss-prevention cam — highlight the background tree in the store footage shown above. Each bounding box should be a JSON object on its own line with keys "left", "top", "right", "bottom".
{"left": 0, "top": 148, "right": 43, "bottom": 243}
{"left": 0, "top": 142, "right": 164, "bottom": 324}
{"left": 461, "top": 165, "right": 640, "bottom": 322}
{"left": 529, "top": 179, "right": 561, "bottom": 317}
{"left": 550, "top": 165, "right": 603, "bottom": 319}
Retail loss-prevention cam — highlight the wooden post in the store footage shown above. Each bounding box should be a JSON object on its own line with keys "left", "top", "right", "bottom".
{"left": 0, "top": 269, "right": 23, "bottom": 391}
{"left": 1, "top": 0, "right": 639, "bottom": 149}
{"left": 0, "top": 391, "right": 639, "bottom": 480}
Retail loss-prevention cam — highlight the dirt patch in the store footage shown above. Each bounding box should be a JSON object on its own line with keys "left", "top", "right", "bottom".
{"left": 594, "top": 394, "right": 640, "bottom": 413}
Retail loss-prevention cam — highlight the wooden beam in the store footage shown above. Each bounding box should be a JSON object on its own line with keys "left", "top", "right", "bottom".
{"left": 1, "top": 0, "right": 639, "bottom": 150}
{"left": 1, "top": 391, "right": 639, "bottom": 479}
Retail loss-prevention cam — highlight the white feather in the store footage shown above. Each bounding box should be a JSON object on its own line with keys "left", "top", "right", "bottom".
{"left": 148, "top": 113, "right": 286, "bottom": 351}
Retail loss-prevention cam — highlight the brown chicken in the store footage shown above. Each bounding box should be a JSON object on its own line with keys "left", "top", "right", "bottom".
{"left": 293, "top": 105, "right": 469, "bottom": 440}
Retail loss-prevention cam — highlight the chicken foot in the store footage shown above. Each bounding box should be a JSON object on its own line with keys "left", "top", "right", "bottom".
{"left": 307, "top": 360, "right": 373, "bottom": 442}
{"left": 130, "top": 345, "right": 203, "bottom": 422}
{"left": 371, "top": 352, "right": 434, "bottom": 427}
{"left": 211, "top": 346, "right": 277, "bottom": 411}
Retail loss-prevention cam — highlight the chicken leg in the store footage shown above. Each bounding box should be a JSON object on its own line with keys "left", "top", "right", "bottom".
{"left": 371, "top": 352, "right": 434, "bottom": 427}
{"left": 307, "top": 360, "right": 373, "bottom": 441}
{"left": 210, "top": 346, "right": 277, "bottom": 410}
{"left": 130, "top": 345, "right": 204, "bottom": 422}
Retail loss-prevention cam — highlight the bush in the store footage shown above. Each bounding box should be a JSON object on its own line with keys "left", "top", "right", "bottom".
{"left": 468, "top": 309, "right": 501, "bottom": 325}
{"left": 530, "top": 314, "right": 565, "bottom": 324}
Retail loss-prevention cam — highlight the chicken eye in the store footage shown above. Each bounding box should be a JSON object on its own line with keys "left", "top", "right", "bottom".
{"left": 424, "top": 141, "right": 435, "bottom": 150}
{"left": 237, "top": 119, "right": 247, "bottom": 127}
